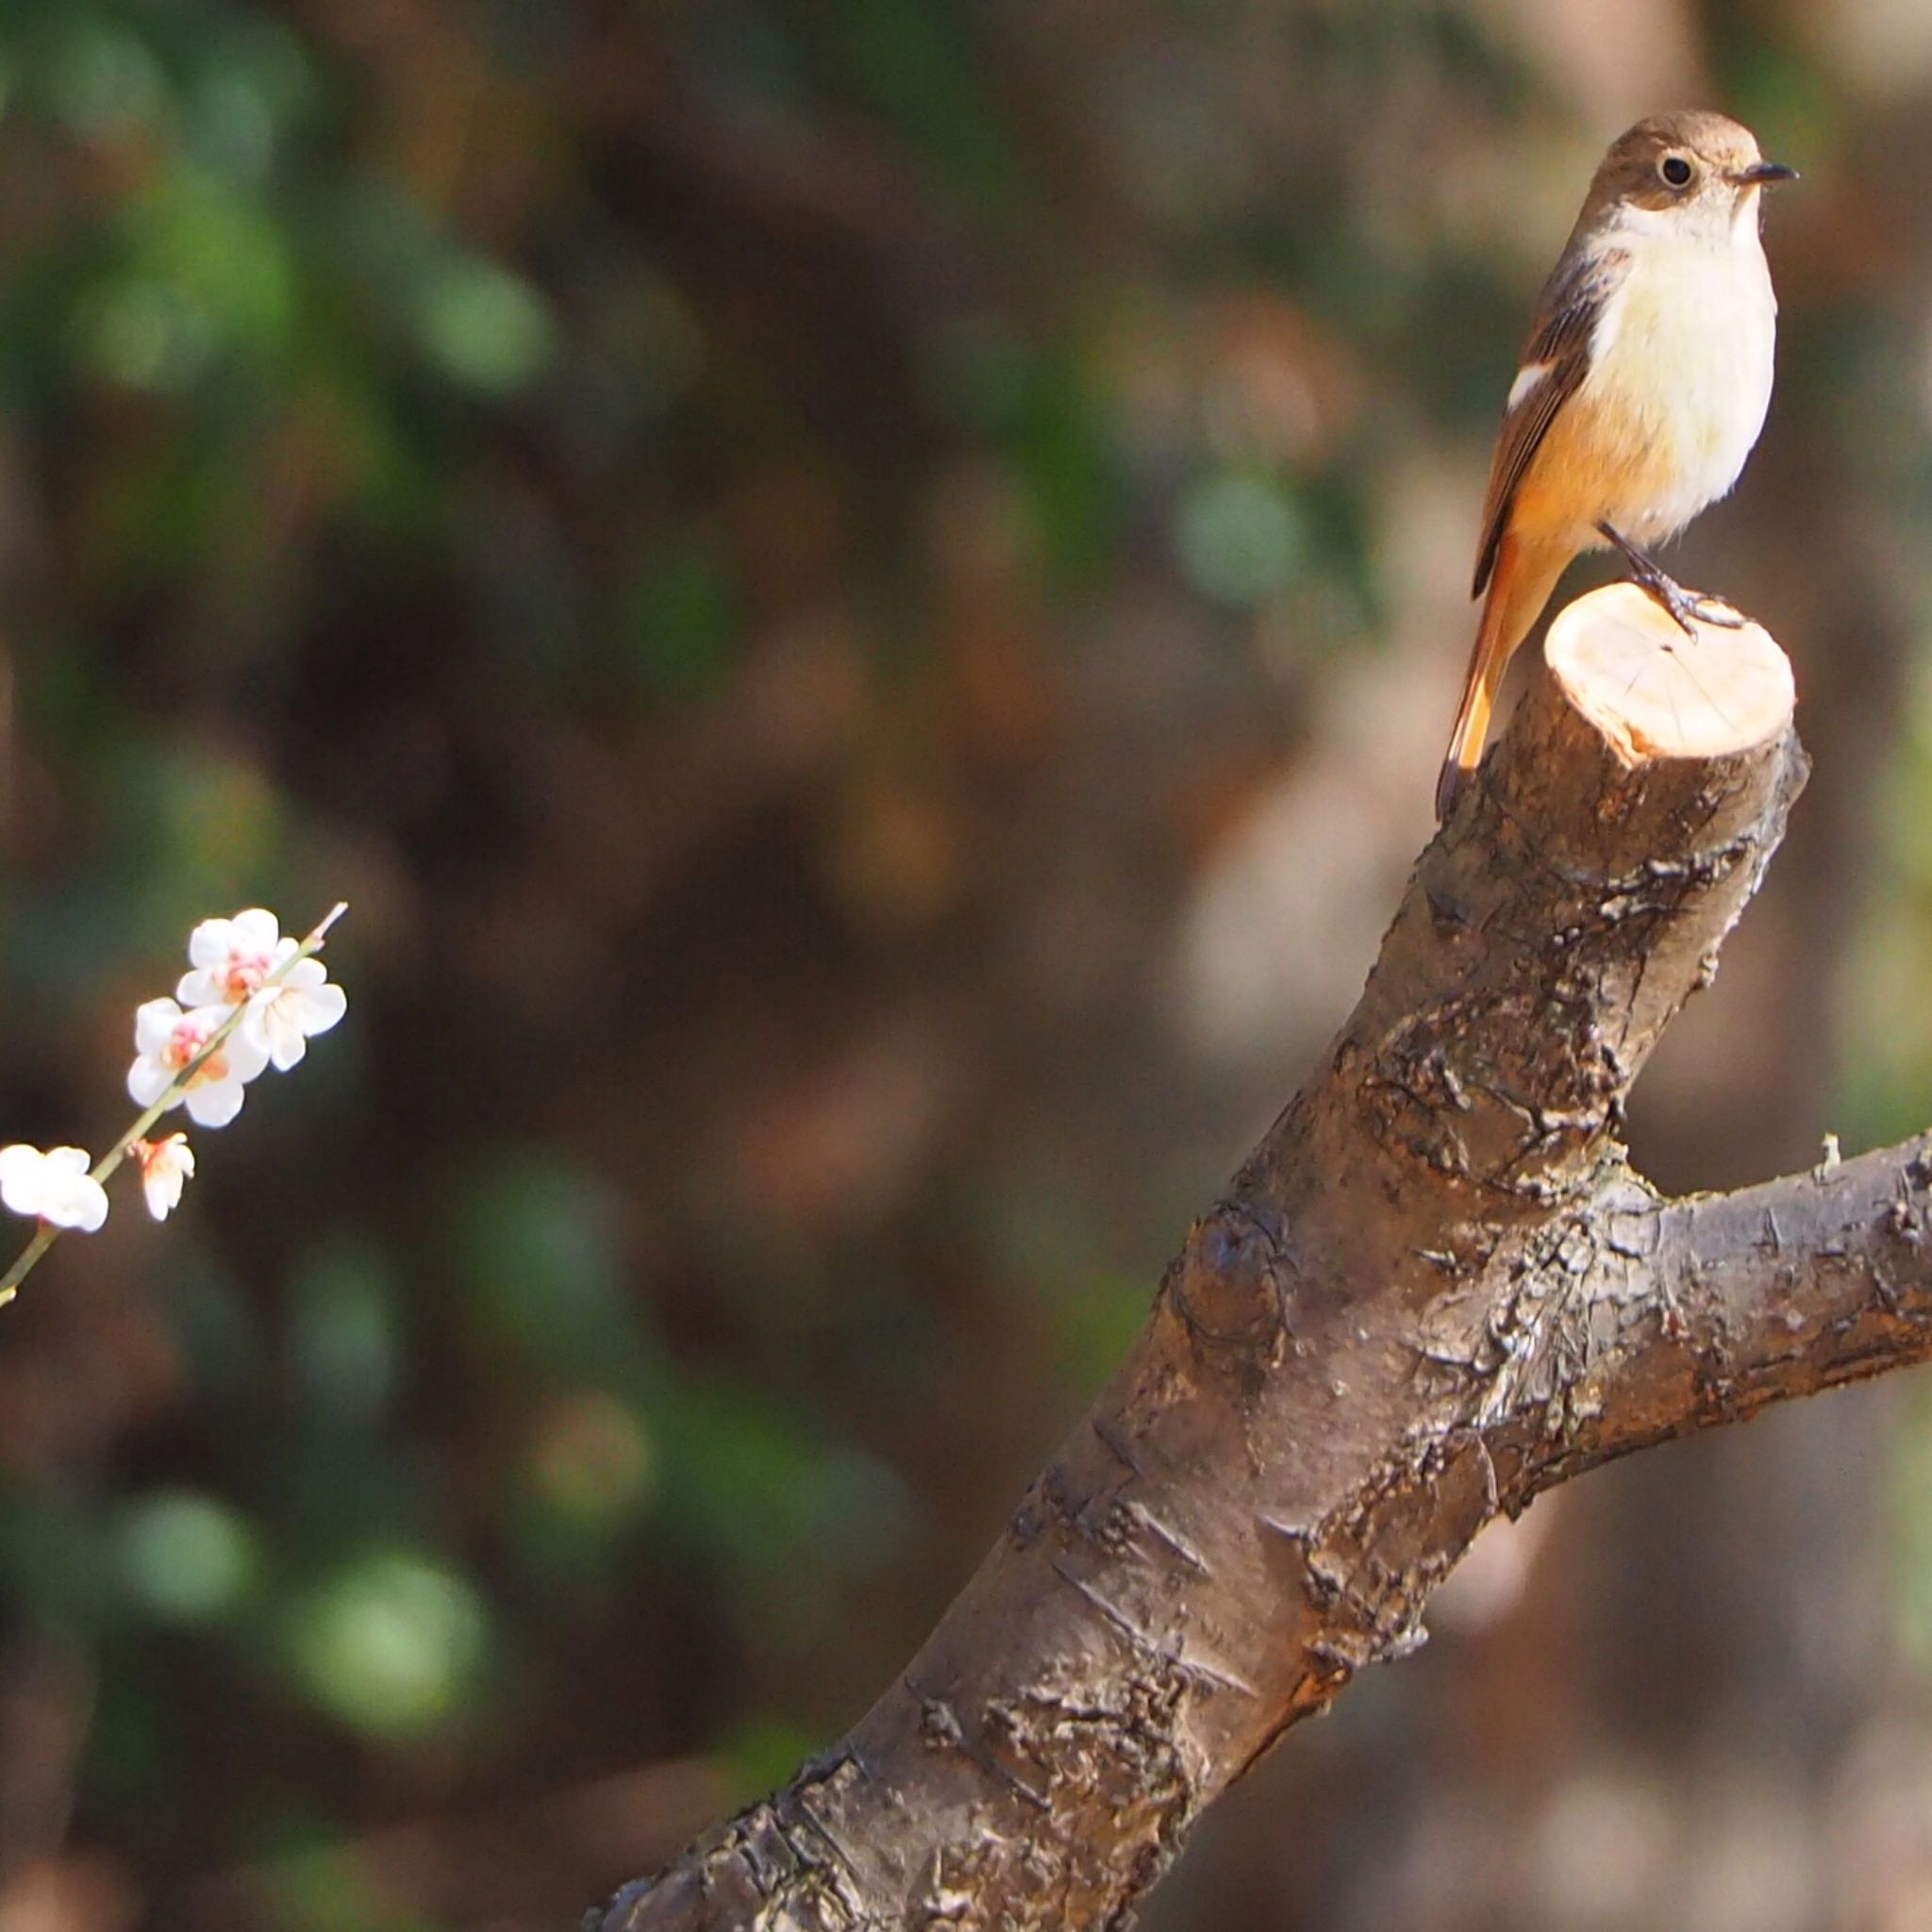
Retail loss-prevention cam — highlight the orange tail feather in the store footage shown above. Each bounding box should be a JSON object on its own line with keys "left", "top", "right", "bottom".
{"left": 1436, "top": 534, "right": 1571, "bottom": 822}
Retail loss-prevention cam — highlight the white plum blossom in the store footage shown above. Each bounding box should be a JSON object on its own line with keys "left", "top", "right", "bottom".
{"left": 0, "top": 1145, "right": 109, "bottom": 1232}
{"left": 133, "top": 1135, "right": 195, "bottom": 1222}
{"left": 177, "top": 908, "right": 291, "bottom": 1008}
{"left": 0, "top": 903, "right": 348, "bottom": 1309}
{"left": 242, "top": 958, "right": 347, "bottom": 1072}
{"left": 174, "top": 905, "right": 347, "bottom": 1071}
{"left": 128, "top": 999, "right": 269, "bottom": 1128}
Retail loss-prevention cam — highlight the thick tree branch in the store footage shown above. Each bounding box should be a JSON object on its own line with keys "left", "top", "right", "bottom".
{"left": 585, "top": 590, "right": 1927, "bottom": 1932}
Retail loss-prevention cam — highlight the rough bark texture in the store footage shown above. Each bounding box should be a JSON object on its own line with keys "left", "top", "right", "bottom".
{"left": 583, "top": 621, "right": 1932, "bottom": 1932}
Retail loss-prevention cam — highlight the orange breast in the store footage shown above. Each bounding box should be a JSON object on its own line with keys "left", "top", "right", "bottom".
{"left": 1505, "top": 389, "right": 1679, "bottom": 552}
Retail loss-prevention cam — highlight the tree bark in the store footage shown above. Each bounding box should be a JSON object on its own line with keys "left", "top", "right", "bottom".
{"left": 584, "top": 591, "right": 1932, "bottom": 1932}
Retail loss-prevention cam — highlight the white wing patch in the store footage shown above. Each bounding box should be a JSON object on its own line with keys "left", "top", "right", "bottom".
{"left": 1507, "top": 360, "right": 1553, "bottom": 408}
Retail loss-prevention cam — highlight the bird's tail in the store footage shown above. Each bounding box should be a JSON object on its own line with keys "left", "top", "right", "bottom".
{"left": 1435, "top": 534, "right": 1569, "bottom": 822}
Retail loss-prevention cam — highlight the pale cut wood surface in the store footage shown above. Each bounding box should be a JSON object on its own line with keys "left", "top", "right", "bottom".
{"left": 1545, "top": 580, "right": 1794, "bottom": 765}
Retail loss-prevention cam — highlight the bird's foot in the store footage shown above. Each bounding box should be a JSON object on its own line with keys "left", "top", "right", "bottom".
{"left": 1594, "top": 522, "right": 1745, "bottom": 636}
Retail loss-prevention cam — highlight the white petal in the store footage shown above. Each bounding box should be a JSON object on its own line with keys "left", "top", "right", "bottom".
{"left": 0, "top": 1145, "right": 48, "bottom": 1218}
{"left": 242, "top": 994, "right": 295, "bottom": 1069}
{"left": 231, "top": 908, "right": 282, "bottom": 951}
{"left": 127, "top": 1058, "right": 175, "bottom": 1108}
{"left": 137, "top": 1136, "right": 195, "bottom": 1222}
{"left": 134, "top": 998, "right": 184, "bottom": 1057}
{"left": 0, "top": 1144, "right": 45, "bottom": 1183}
{"left": 224, "top": 1022, "right": 271, "bottom": 1082}
{"left": 184, "top": 1077, "right": 245, "bottom": 1128}
{"left": 42, "top": 1173, "right": 108, "bottom": 1233}
{"left": 242, "top": 974, "right": 346, "bottom": 1072}
{"left": 296, "top": 982, "right": 347, "bottom": 1035}
{"left": 187, "top": 919, "right": 235, "bottom": 971}
{"left": 0, "top": 1146, "right": 107, "bottom": 1230}
{"left": 251, "top": 998, "right": 307, "bottom": 1070}
{"left": 175, "top": 969, "right": 225, "bottom": 1007}
{"left": 142, "top": 1168, "right": 182, "bottom": 1221}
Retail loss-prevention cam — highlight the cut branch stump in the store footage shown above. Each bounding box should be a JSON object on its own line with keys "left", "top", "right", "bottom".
{"left": 586, "top": 591, "right": 1932, "bottom": 1932}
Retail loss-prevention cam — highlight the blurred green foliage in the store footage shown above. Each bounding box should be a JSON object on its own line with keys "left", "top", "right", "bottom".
{"left": 0, "top": 2, "right": 1924, "bottom": 1928}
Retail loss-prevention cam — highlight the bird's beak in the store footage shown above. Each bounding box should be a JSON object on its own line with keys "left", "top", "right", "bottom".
{"left": 1734, "top": 160, "right": 1798, "bottom": 187}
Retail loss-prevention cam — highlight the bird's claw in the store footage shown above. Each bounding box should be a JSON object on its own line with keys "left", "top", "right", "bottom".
{"left": 1645, "top": 575, "right": 1746, "bottom": 637}
{"left": 1594, "top": 522, "right": 1745, "bottom": 637}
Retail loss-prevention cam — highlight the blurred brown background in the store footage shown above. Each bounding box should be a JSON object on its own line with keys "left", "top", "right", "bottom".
{"left": 1, "top": 1, "right": 1930, "bottom": 1927}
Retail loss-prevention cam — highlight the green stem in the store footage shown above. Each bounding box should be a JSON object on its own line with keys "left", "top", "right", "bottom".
{"left": 0, "top": 1226, "right": 55, "bottom": 1307}
{"left": 0, "top": 902, "right": 347, "bottom": 1308}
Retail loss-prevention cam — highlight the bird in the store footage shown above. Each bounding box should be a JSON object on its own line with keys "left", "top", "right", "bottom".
{"left": 1436, "top": 109, "right": 1796, "bottom": 822}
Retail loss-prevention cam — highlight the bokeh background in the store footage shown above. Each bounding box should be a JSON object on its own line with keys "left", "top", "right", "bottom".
{"left": 2, "top": 1, "right": 1932, "bottom": 1927}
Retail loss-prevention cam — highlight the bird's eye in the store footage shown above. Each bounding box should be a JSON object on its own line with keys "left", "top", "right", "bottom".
{"left": 1660, "top": 155, "right": 1693, "bottom": 187}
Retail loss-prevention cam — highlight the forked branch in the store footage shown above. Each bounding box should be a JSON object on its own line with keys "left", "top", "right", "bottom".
{"left": 586, "top": 590, "right": 1925, "bottom": 1932}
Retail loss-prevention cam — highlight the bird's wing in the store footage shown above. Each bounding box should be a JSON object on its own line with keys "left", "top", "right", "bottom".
{"left": 1472, "top": 245, "right": 1631, "bottom": 598}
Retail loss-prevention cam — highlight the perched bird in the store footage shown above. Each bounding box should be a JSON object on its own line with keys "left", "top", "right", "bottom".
{"left": 1437, "top": 109, "right": 1795, "bottom": 822}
